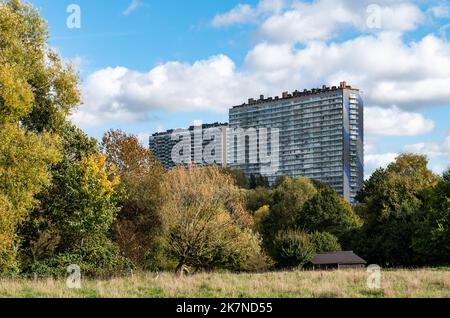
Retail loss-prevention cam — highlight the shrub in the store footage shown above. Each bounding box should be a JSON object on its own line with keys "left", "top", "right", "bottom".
{"left": 309, "top": 231, "right": 341, "bottom": 252}
{"left": 272, "top": 230, "right": 315, "bottom": 268}
{"left": 30, "top": 238, "right": 133, "bottom": 278}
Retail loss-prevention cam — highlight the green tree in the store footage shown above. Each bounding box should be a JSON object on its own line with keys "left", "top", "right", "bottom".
{"left": 249, "top": 173, "right": 269, "bottom": 189}
{"left": 246, "top": 187, "right": 274, "bottom": 213}
{"left": 296, "top": 184, "right": 361, "bottom": 238}
{"left": 261, "top": 177, "right": 317, "bottom": 248}
{"left": 354, "top": 154, "right": 439, "bottom": 266}
{"left": 0, "top": 0, "right": 72, "bottom": 272}
{"left": 412, "top": 168, "right": 450, "bottom": 264}
{"left": 0, "top": 125, "right": 60, "bottom": 272}
{"left": 309, "top": 231, "right": 342, "bottom": 253}
{"left": 102, "top": 130, "right": 165, "bottom": 268}
{"left": 272, "top": 230, "right": 315, "bottom": 268}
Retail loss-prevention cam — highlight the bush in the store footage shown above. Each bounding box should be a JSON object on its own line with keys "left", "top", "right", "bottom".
{"left": 29, "top": 237, "right": 134, "bottom": 278}
{"left": 309, "top": 231, "right": 341, "bottom": 252}
{"left": 272, "top": 230, "right": 315, "bottom": 268}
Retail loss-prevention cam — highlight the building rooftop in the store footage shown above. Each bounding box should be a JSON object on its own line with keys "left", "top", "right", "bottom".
{"left": 311, "top": 251, "right": 367, "bottom": 265}
{"left": 231, "top": 81, "right": 358, "bottom": 110}
{"left": 151, "top": 122, "right": 228, "bottom": 137}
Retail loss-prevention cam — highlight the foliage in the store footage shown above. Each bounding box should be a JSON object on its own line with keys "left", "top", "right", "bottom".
{"left": 297, "top": 184, "right": 361, "bottom": 238}
{"left": 30, "top": 237, "right": 133, "bottom": 278}
{"left": 160, "top": 166, "right": 263, "bottom": 273}
{"left": 272, "top": 230, "right": 315, "bottom": 268}
{"left": 260, "top": 177, "right": 316, "bottom": 247}
{"left": 412, "top": 168, "right": 450, "bottom": 264}
{"left": 1, "top": 0, "right": 80, "bottom": 133}
{"left": 19, "top": 150, "right": 123, "bottom": 275}
{"left": 354, "top": 154, "right": 440, "bottom": 266}
{"left": 102, "top": 130, "right": 165, "bottom": 268}
{"left": 253, "top": 205, "right": 270, "bottom": 233}
{"left": 248, "top": 173, "right": 269, "bottom": 189}
{"left": 220, "top": 168, "right": 249, "bottom": 189}
{"left": 309, "top": 231, "right": 342, "bottom": 253}
{"left": 0, "top": 0, "right": 84, "bottom": 273}
{"left": 246, "top": 187, "right": 273, "bottom": 213}
{"left": 0, "top": 124, "right": 60, "bottom": 272}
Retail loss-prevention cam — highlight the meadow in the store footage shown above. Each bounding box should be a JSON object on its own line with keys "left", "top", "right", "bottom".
{"left": 0, "top": 269, "right": 448, "bottom": 298}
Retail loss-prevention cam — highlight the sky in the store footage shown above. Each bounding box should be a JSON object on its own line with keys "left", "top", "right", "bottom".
{"left": 28, "top": 0, "right": 450, "bottom": 178}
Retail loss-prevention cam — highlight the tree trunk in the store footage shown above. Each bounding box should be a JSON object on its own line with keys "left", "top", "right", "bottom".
{"left": 175, "top": 263, "right": 189, "bottom": 277}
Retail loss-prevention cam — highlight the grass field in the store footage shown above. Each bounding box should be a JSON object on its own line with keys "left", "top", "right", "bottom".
{"left": 0, "top": 269, "right": 449, "bottom": 298}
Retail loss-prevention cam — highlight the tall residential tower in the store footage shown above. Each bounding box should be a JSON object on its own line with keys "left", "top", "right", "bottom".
{"left": 228, "top": 82, "right": 364, "bottom": 202}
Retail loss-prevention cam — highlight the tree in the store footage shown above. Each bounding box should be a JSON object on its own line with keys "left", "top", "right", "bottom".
{"left": 246, "top": 187, "right": 274, "bottom": 213}
{"left": 272, "top": 230, "right": 315, "bottom": 268}
{"left": 220, "top": 168, "right": 248, "bottom": 189}
{"left": 354, "top": 154, "right": 439, "bottom": 266}
{"left": 160, "top": 166, "right": 263, "bottom": 274}
{"left": 0, "top": 125, "right": 60, "bottom": 272}
{"left": 249, "top": 173, "right": 269, "bottom": 189}
{"left": 412, "top": 168, "right": 450, "bottom": 264}
{"left": 0, "top": 0, "right": 71, "bottom": 272}
{"left": 253, "top": 205, "right": 270, "bottom": 233}
{"left": 309, "top": 231, "right": 341, "bottom": 253}
{"left": 19, "top": 150, "right": 132, "bottom": 276}
{"left": 261, "top": 177, "right": 317, "bottom": 248}
{"left": 102, "top": 130, "right": 165, "bottom": 268}
{"left": 296, "top": 184, "right": 361, "bottom": 238}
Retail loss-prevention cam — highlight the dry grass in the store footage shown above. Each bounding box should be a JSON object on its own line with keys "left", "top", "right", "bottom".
{"left": 0, "top": 269, "right": 449, "bottom": 298}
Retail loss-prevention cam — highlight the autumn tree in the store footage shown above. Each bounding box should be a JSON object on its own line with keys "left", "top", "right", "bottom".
{"left": 354, "top": 154, "right": 440, "bottom": 266}
{"left": 0, "top": 0, "right": 69, "bottom": 272}
{"left": 160, "top": 166, "right": 265, "bottom": 274}
{"left": 102, "top": 130, "right": 165, "bottom": 268}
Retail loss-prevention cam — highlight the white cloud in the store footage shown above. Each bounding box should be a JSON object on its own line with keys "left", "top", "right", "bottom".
{"left": 403, "top": 136, "right": 450, "bottom": 160}
{"left": 214, "top": 0, "right": 424, "bottom": 42}
{"left": 211, "top": 0, "right": 285, "bottom": 27}
{"left": 123, "top": 0, "right": 141, "bottom": 16}
{"left": 136, "top": 131, "right": 151, "bottom": 146}
{"left": 365, "top": 106, "right": 434, "bottom": 136}
{"left": 429, "top": 5, "right": 450, "bottom": 18}
{"left": 71, "top": 55, "right": 262, "bottom": 128}
{"left": 429, "top": 164, "right": 447, "bottom": 176}
{"left": 73, "top": 31, "right": 450, "bottom": 130}
{"left": 211, "top": 4, "right": 256, "bottom": 27}
{"left": 259, "top": 0, "right": 361, "bottom": 43}
{"left": 364, "top": 152, "right": 398, "bottom": 178}
{"left": 244, "top": 33, "right": 450, "bottom": 109}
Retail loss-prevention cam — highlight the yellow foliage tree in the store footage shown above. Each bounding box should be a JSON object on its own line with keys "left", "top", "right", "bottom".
{"left": 160, "top": 166, "right": 265, "bottom": 274}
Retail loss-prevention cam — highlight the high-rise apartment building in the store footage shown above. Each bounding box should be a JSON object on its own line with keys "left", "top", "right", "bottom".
{"left": 228, "top": 82, "right": 364, "bottom": 202}
{"left": 149, "top": 122, "right": 228, "bottom": 169}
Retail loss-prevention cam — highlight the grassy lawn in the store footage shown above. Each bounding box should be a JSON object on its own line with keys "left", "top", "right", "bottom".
{"left": 0, "top": 269, "right": 449, "bottom": 298}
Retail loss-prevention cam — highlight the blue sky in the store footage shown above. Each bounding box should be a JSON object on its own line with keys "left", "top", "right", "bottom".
{"left": 28, "top": 0, "right": 450, "bottom": 177}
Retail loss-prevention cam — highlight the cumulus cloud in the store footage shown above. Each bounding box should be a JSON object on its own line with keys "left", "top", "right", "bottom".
{"left": 404, "top": 136, "right": 450, "bottom": 160}
{"left": 73, "top": 0, "right": 450, "bottom": 157}
{"left": 364, "top": 152, "right": 398, "bottom": 178}
{"left": 211, "top": 4, "right": 256, "bottom": 27}
{"left": 213, "top": 0, "right": 424, "bottom": 42}
{"left": 73, "top": 30, "right": 450, "bottom": 131}
{"left": 211, "top": 0, "right": 285, "bottom": 27}
{"left": 365, "top": 106, "right": 434, "bottom": 136}
{"left": 429, "top": 5, "right": 450, "bottom": 18}
{"left": 71, "top": 55, "right": 262, "bottom": 128}
{"left": 244, "top": 33, "right": 450, "bottom": 109}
